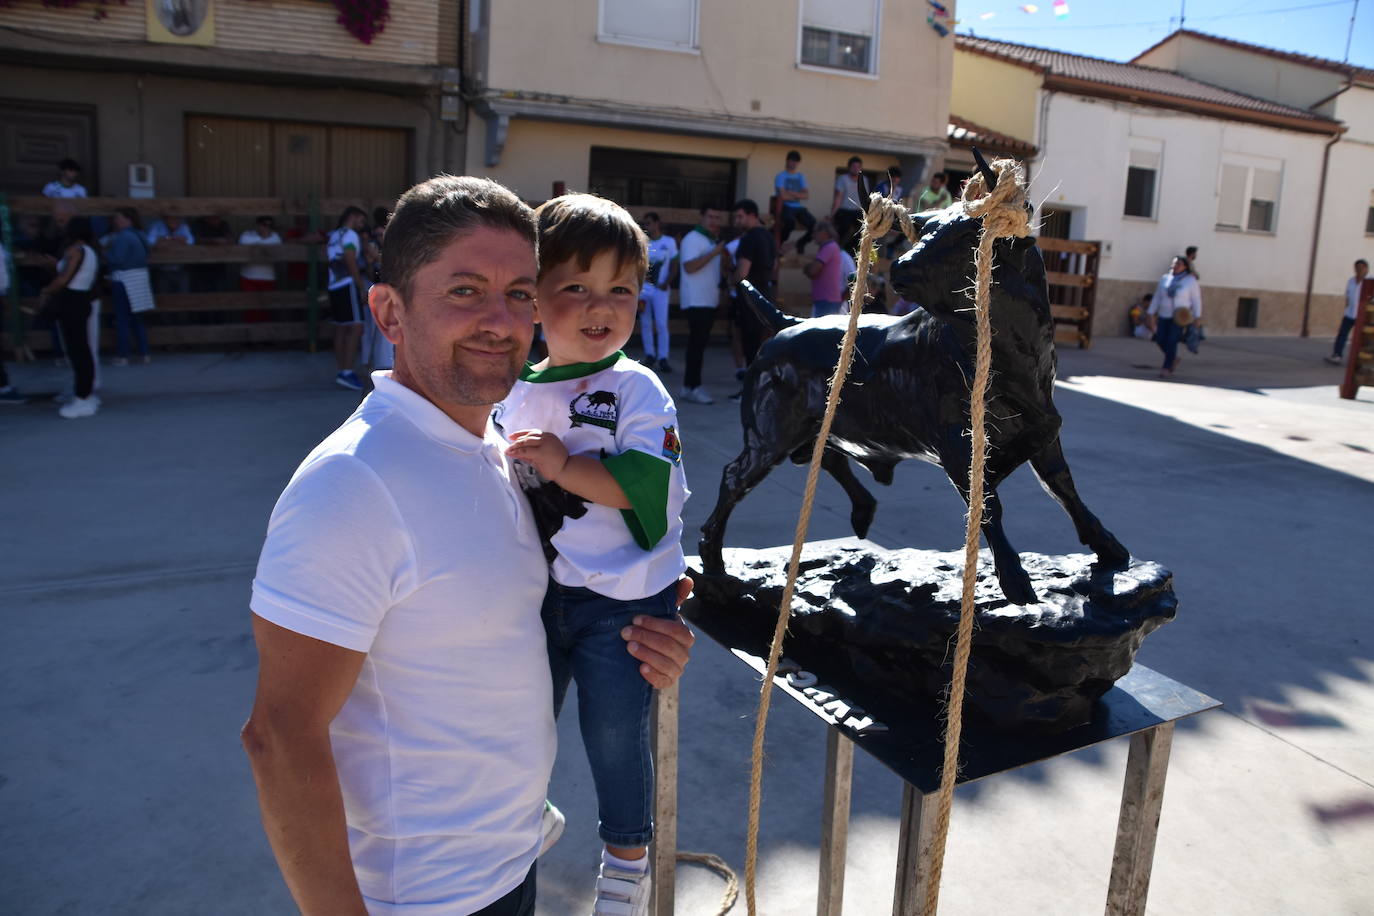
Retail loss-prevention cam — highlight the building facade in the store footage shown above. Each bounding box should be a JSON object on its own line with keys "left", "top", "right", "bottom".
{"left": 952, "top": 34, "right": 1347, "bottom": 338}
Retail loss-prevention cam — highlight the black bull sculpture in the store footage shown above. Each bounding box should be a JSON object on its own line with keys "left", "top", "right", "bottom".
{"left": 698, "top": 203, "right": 1130, "bottom": 605}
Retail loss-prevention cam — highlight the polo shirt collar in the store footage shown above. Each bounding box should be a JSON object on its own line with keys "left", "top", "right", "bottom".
{"left": 519, "top": 351, "right": 624, "bottom": 383}
{"left": 370, "top": 371, "right": 490, "bottom": 453}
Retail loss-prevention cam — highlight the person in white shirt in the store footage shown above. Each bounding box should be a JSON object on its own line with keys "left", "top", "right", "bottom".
{"left": 242, "top": 175, "right": 693, "bottom": 916}
{"left": 327, "top": 207, "right": 369, "bottom": 391}
{"left": 238, "top": 216, "right": 282, "bottom": 291}
{"left": 1145, "top": 255, "right": 1202, "bottom": 378}
{"left": 637, "top": 213, "right": 677, "bottom": 373}
{"left": 676, "top": 204, "right": 727, "bottom": 404}
{"left": 146, "top": 214, "right": 195, "bottom": 295}
{"left": 41, "top": 159, "right": 88, "bottom": 199}
{"left": 1326, "top": 259, "right": 1368, "bottom": 365}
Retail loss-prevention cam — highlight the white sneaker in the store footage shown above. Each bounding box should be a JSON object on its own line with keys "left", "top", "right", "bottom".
{"left": 680, "top": 386, "right": 714, "bottom": 405}
{"left": 592, "top": 860, "right": 651, "bottom": 916}
{"left": 58, "top": 396, "right": 100, "bottom": 419}
{"left": 538, "top": 801, "right": 565, "bottom": 857}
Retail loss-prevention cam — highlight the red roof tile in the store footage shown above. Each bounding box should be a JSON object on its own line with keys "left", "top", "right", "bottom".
{"left": 956, "top": 35, "right": 1339, "bottom": 131}
{"left": 947, "top": 116, "right": 1038, "bottom": 156}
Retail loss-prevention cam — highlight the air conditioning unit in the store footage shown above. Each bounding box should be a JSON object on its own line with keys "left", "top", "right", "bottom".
{"left": 129, "top": 163, "right": 155, "bottom": 199}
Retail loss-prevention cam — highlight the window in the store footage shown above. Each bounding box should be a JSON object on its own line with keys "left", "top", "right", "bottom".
{"left": 1236, "top": 297, "right": 1260, "bottom": 329}
{"left": 1365, "top": 190, "right": 1374, "bottom": 235}
{"left": 599, "top": 0, "right": 698, "bottom": 52}
{"left": 588, "top": 147, "right": 736, "bottom": 211}
{"left": 1123, "top": 140, "right": 1161, "bottom": 219}
{"left": 1216, "top": 154, "right": 1282, "bottom": 233}
{"left": 799, "top": 0, "right": 880, "bottom": 74}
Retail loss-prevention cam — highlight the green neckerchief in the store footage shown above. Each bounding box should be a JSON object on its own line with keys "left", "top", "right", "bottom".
{"left": 520, "top": 351, "right": 624, "bottom": 384}
{"left": 690, "top": 225, "right": 717, "bottom": 243}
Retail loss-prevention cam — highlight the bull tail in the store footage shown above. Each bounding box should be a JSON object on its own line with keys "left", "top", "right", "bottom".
{"left": 738, "top": 281, "right": 803, "bottom": 333}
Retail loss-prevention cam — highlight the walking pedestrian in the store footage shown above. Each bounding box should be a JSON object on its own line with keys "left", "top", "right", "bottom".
{"left": 1325, "top": 259, "right": 1369, "bottom": 365}
{"left": 1146, "top": 255, "right": 1202, "bottom": 378}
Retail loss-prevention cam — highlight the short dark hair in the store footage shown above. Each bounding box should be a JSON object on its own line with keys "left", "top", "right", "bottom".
{"left": 932, "top": 171, "right": 947, "bottom": 180}
{"left": 115, "top": 207, "right": 141, "bottom": 229}
{"left": 888, "top": 166, "right": 903, "bottom": 178}
{"left": 1185, "top": 246, "right": 1198, "bottom": 257}
{"left": 372, "top": 206, "right": 390, "bottom": 229}
{"left": 256, "top": 215, "right": 275, "bottom": 226}
{"left": 58, "top": 158, "right": 80, "bottom": 172}
{"left": 698, "top": 203, "right": 723, "bottom": 215}
{"left": 733, "top": 199, "right": 760, "bottom": 217}
{"left": 1143, "top": 292, "right": 1153, "bottom": 302}
{"left": 847, "top": 156, "right": 863, "bottom": 167}
{"left": 535, "top": 193, "right": 647, "bottom": 283}
{"left": 336, "top": 206, "right": 366, "bottom": 229}
{"left": 64, "top": 216, "right": 94, "bottom": 246}
{"left": 643, "top": 211, "right": 661, "bottom": 224}
{"left": 786, "top": 150, "right": 802, "bottom": 162}
{"left": 382, "top": 175, "right": 536, "bottom": 300}
{"left": 1355, "top": 259, "right": 1368, "bottom": 268}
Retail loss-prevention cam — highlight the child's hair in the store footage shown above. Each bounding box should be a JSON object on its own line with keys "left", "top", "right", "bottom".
{"left": 534, "top": 193, "right": 647, "bottom": 283}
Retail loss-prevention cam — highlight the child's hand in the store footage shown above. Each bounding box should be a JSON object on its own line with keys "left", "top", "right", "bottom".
{"left": 505, "top": 429, "right": 570, "bottom": 481}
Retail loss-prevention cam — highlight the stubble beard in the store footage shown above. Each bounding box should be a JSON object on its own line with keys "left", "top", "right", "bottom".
{"left": 442, "top": 336, "right": 523, "bottom": 407}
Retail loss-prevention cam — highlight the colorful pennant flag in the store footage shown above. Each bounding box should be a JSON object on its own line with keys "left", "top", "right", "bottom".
{"left": 980, "top": 11, "right": 996, "bottom": 19}
{"left": 1053, "top": 0, "right": 1069, "bottom": 17}
{"left": 1020, "top": 4, "right": 1039, "bottom": 13}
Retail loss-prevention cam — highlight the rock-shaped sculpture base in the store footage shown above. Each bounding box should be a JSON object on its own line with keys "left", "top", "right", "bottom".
{"left": 686, "top": 543, "right": 1177, "bottom": 734}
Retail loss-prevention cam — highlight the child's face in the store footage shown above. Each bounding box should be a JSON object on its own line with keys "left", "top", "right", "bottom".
{"left": 536, "top": 250, "right": 641, "bottom": 367}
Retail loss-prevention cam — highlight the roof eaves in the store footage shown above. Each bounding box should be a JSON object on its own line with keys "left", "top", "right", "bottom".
{"left": 953, "top": 38, "right": 1047, "bottom": 75}
{"left": 1130, "top": 29, "right": 1374, "bottom": 82}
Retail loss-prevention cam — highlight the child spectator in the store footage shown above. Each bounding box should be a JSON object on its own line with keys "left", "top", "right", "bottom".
{"left": 497, "top": 194, "right": 687, "bottom": 916}
{"left": 42, "top": 159, "right": 88, "bottom": 199}
{"left": 1129, "top": 293, "right": 1153, "bottom": 339}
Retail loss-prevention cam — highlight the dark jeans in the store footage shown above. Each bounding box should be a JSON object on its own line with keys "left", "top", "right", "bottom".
{"left": 111, "top": 282, "right": 150, "bottom": 358}
{"left": 683, "top": 307, "right": 716, "bottom": 388}
{"left": 1333, "top": 315, "right": 1356, "bottom": 358}
{"left": 834, "top": 208, "right": 863, "bottom": 254}
{"left": 778, "top": 206, "right": 816, "bottom": 252}
{"left": 54, "top": 289, "right": 95, "bottom": 398}
{"left": 1154, "top": 317, "right": 1180, "bottom": 370}
{"left": 470, "top": 864, "right": 536, "bottom": 916}
{"left": 542, "top": 579, "right": 678, "bottom": 847}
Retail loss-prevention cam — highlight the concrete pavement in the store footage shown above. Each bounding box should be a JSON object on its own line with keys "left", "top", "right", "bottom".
{"left": 1, "top": 334, "right": 1370, "bottom": 914}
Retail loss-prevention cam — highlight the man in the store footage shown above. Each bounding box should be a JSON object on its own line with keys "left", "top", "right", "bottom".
{"left": 239, "top": 216, "right": 282, "bottom": 292}
{"left": 677, "top": 204, "right": 727, "bottom": 404}
{"left": 638, "top": 212, "right": 677, "bottom": 373}
{"left": 916, "top": 171, "right": 953, "bottom": 212}
{"left": 1326, "top": 259, "right": 1369, "bottom": 366}
{"left": 875, "top": 167, "right": 907, "bottom": 205}
{"left": 242, "top": 176, "right": 694, "bottom": 916}
{"left": 774, "top": 150, "right": 815, "bottom": 254}
{"left": 1185, "top": 245, "right": 1201, "bottom": 281}
{"left": 829, "top": 156, "right": 865, "bottom": 254}
{"left": 730, "top": 199, "right": 776, "bottom": 372}
{"left": 42, "top": 159, "right": 88, "bottom": 199}
{"left": 326, "top": 206, "right": 369, "bottom": 390}
{"left": 804, "top": 220, "right": 845, "bottom": 318}
{"left": 146, "top": 213, "right": 195, "bottom": 295}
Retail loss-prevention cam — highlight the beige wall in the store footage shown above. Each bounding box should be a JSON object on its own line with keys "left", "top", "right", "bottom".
{"left": 0, "top": 0, "right": 439, "bottom": 65}
{"left": 1135, "top": 35, "right": 1342, "bottom": 110}
{"left": 951, "top": 50, "right": 1040, "bottom": 145}
{"left": 484, "top": 0, "right": 950, "bottom": 142}
{"left": 1095, "top": 278, "right": 1345, "bottom": 338}
{"left": 1, "top": 64, "right": 437, "bottom": 197}
{"left": 464, "top": 119, "right": 906, "bottom": 208}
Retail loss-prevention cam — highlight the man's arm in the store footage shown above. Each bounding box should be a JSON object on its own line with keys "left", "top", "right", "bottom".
{"left": 242, "top": 617, "right": 369, "bottom": 916}
{"left": 682, "top": 241, "right": 723, "bottom": 274}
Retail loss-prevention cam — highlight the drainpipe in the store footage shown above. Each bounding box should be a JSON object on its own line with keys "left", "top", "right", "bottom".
{"left": 1301, "top": 77, "right": 1352, "bottom": 337}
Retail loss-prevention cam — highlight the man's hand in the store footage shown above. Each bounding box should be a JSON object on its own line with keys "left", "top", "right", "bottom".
{"left": 505, "top": 429, "right": 570, "bottom": 481}
{"left": 622, "top": 575, "right": 696, "bottom": 688}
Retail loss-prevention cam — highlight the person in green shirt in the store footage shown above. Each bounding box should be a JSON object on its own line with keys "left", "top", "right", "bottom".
{"left": 916, "top": 171, "right": 954, "bottom": 212}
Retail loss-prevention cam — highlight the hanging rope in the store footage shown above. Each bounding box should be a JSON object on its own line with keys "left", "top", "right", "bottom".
{"left": 742, "top": 191, "right": 921, "bottom": 915}
{"left": 740, "top": 159, "right": 1030, "bottom": 916}
{"left": 920, "top": 158, "right": 1031, "bottom": 916}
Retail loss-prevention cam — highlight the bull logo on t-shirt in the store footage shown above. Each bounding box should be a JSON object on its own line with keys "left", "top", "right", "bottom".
{"left": 661, "top": 426, "right": 682, "bottom": 465}
{"left": 569, "top": 391, "right": 618, "bottom": 431}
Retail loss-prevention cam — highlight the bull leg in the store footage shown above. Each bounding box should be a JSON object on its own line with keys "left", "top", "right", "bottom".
{"left": 955, "top": 484, "right": 1037, "bottom": 606}
{"left": 821, "top": 448, "right": 878, "bottom": 539}
{"left": 1029, "top": 437, "right": 1130, "bottom": 565}
{"left": 699, "top": 442, "right": 793, "bottom": 574}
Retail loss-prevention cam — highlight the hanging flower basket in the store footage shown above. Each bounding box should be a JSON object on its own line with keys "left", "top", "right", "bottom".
{"left": 331, "top": 0, "right": 388, "bottom": 44}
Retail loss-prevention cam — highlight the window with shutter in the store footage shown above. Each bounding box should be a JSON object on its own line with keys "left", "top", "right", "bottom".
{"left": 1216, "top": 164, "right": 1247, "bottom": 229}
{"left": 799, "top": 0, "right": 880, "bottom": 74}
{"left": 1123, "top": 141, "right": 1162, "bottom": 219}
{"left": 1248, "top": 168, "right": 1280, "bottom": 233}
{"left": 1216, "top": 155, "right": 1283, "bottom": 233}
{"left": 599, "top": 0, "right": 698, "bottom": 51}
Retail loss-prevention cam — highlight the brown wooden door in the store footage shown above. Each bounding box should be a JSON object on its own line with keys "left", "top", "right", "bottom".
{"left": 329, "top": 126, "right": 408, "bottom": 203}
{"left": 186, "top": 115, "right": 272, "bottom": 197}
{"left": 0, "top": 99, "right": 97, "bottom": 196}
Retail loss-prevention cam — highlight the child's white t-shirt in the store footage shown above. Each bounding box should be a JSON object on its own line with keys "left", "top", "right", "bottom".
{"left": 495, "top": 352, "right": 688, "bottom": 601}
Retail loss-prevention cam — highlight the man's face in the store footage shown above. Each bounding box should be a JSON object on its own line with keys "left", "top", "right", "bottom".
{"left": 165, "top": 216, "right": 182, "bottom": 230}
{"left": 1356, "top": 262, "right": 1369, "bottom": 280}
{"left": 380, "top": 227, "right": 536, "bottom": 412}
{"left": 113, "top": 212, "right": 131, "bottom": 230}
{"left": 257, "top": 220, "right": 275, "bottom": 237}
{"left": 536, "top": 249, "right": 641, "bottom": 367}
{"left": 641, "top": 218, "right": 660, "bottom": 238}
{"left": 786, "top": 157, "right": 800, "bottom": 172}
{"left": 930, "top": 176, "right": 945, "bottom": 191}
{"left": 701, "top": 209, "right": 723, "bottom": 234}
{"left": 60, "top": 168, "right": 78, "bottom": 186}
{"left": 349, "top": 212, "right": 366, "bottom": 231}
{"left": 1171, "top": 258, "right": 1188, "bottom": 275}
{"left": 732, "top": 209, "right": 754, "bottom": 229}
{"left": 849, "top": 160, "right": 863, "bottom": 177}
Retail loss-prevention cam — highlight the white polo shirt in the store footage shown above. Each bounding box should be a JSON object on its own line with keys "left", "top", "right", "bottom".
{"left": 251, "top": 372, "right": 555, "bottom": 914}
{"left": 678, "top": 228, "right": 721, "bottom": 309}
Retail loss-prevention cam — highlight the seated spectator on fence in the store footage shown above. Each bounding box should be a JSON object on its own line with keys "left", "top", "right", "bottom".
{"left": 804, "top": 220, "right": 845, "bottom": 318}
{"left": 238, "top": 216, "right": 281, "bottom": 292}
{"left": 104, "top": 207, "right": 154, "bottom": 365}
{"left": 146, "top": 214, "right": 195, "bottom": 295}
{"left": 916, "top": 171, "right": 953, "bottom": 212}
{"left": 830, "top": 156, "right": 865, "bottom": 254}
{"left": 775, "top": 150, "right": 816, "bottom": 255}
{"left": 42, "top": 159, "right": 88, "bottom": 199}
{"left": 1129, "top": 294, "right": 1153, "bottom": 339}
{"left": 876, "top": 167, "right": 907, "bottom": 204}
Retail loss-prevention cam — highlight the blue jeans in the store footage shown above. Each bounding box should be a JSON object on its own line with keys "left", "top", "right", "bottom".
{"left": 111, "top": 282, "right": 149, "bottom": 358}
{"left": 1154, "top": 317, "right": 1180, "bottom": 369}
{"left": 542, "top": 578, "right": 677, "bottom": 847}
{"left": 1333, "top": 316, "right": 1356, "bottom": 358}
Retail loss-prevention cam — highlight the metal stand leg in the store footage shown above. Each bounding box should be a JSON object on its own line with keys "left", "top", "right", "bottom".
{"left": 1105, "top": 722, "right": 1175, "bottom": 916}
{"left": 892, "top": 783, "right": 940, "bottom": 916}
{"left": 818, "top": 728, "right": 855, "bottom": 916}
{"left": 651, "top": 682, "right": 679, "bottom": 916}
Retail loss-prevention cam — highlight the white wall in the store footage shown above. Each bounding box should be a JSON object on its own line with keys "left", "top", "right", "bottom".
{"left": 1315, "top": 85, "right": 1374, "bottom": 292}
{"left": 1031, "top": 92, "right": 1330, "bottom": 293}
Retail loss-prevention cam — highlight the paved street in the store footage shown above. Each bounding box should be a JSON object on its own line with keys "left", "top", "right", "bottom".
{"left": 2, "top": 334, "right": 1371, "bottom": 915}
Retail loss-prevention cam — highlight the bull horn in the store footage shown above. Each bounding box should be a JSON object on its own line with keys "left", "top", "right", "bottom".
{"left": 972, "top": 147, "right": 997, "bottom": 192}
